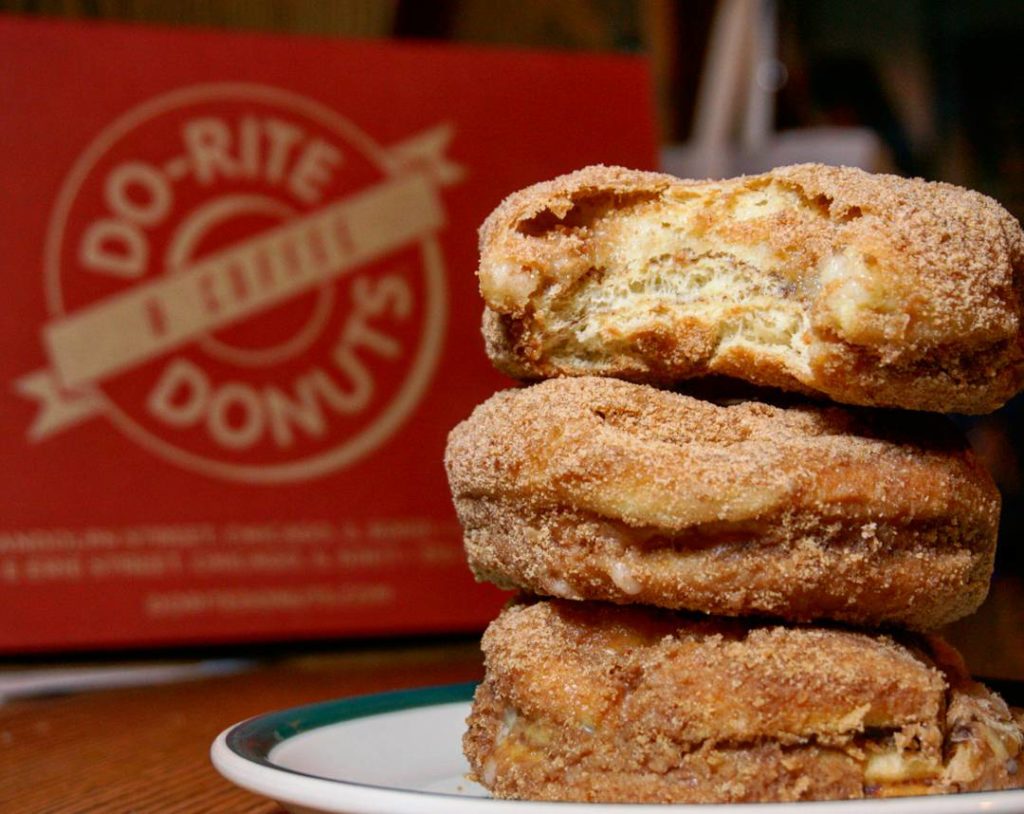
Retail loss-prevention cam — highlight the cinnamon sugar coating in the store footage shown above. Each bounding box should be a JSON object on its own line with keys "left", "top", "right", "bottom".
{"left": 478, "top": 164, "right": 1024, "bottom": 413}
{"left": 445, "top": 377, "right": 999, "bottom": 629}
{"left": 465, "top": 600, "right": 1024, "bottom": 803}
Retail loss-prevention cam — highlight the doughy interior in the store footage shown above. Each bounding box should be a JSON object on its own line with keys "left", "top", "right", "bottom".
{"left": 511, "top": 181, "right": 892, "bottom": 376}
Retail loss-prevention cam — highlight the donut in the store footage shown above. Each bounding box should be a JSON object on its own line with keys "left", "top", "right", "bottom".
{"left": 444, "top": 376, "right": 999, "bottom": 629}
{"left": 465, "top": 599, "right": 1024, "bottom": 803}
{"left": 478, "top": 164, "right": 1024, "bottom": 414}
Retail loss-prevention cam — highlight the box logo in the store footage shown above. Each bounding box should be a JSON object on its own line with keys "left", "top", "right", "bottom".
{"left": 16, "top": 83, "right": 460, "bottom": 482}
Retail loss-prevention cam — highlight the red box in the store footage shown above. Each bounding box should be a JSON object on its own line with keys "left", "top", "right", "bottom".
{"left": 0, "top": 16, "right": 657, "bottom": 651}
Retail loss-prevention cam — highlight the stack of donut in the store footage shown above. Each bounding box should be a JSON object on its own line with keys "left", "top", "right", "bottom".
{"left": 444, "top": 164, "right": 1024, "bottom": 803}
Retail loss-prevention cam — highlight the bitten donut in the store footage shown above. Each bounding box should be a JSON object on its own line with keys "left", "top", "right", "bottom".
{"left": 478, "top": 164, "right": 1024, "bottom": 413}
{"left": 444, "top": 377, "right": 999, "bottom": 629}
{"left": 465, "top": 599, "right": 1024, "bottom": 803}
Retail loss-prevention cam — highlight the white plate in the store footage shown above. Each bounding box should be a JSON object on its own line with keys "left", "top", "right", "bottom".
{"left": 211, "top": 682, "right": 1024, "bottom": 814}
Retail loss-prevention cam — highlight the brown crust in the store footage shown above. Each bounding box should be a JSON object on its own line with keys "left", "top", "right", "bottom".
{"left": 444, "top": 377, "right": 999, "bottom": 629}
{"left": 464, "top": 600, "right": 1024, "bottom": 803}
{"left": 477, "top": 164, "right": 1024, "bottom": 413}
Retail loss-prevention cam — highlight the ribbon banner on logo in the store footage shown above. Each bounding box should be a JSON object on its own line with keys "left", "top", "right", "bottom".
{"left": 17, "top": 124, "right": 463, "bottom": 441}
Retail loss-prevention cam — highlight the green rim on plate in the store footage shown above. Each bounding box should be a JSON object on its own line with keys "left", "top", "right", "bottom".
{"left": 216, "top": 681, "right": 1024, "bottom": 811}
{"left": 226, "top": 681, "right": 478, "bottom": 770}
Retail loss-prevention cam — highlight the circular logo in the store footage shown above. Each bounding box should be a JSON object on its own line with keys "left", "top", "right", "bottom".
{"left": 44, "top": 83, "right": 448, "bottom": 483}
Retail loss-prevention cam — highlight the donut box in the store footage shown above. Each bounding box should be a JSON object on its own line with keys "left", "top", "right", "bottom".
{"left": 0, "top": 16, "right": 657, "bottom": 651}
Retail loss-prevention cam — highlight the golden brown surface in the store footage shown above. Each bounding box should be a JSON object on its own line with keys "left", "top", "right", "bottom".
{"left": 479, "top": 164, "right": 1024, "bottom": 413}
{"left": 465, "top": 600, "right": 1024, "bottom": 803}
{"left": 445, "top": 377, "right": 999, "bottom": 629}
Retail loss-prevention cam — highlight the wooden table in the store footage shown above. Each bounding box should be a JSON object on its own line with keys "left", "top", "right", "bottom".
{"left": 3, "top": 578, "right": 1022, "bottom": 812}
{"left": 0, "top": 639, "right": 484, "bottom": 812}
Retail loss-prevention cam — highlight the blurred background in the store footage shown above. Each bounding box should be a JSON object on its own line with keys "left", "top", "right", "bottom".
{"left": 6, "top": 0, "right": 1020, "bottom": 203}
{"left": 2, "top": 0, "right": 1021, "bottom": 673}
